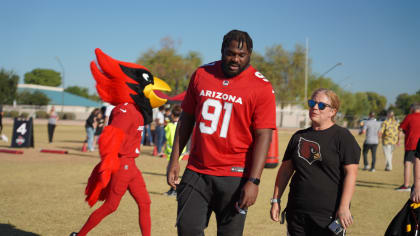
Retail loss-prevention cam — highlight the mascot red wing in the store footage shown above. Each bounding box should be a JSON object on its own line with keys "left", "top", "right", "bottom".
{"left": 71, "top": 48, "right": 170, "bottom": 236}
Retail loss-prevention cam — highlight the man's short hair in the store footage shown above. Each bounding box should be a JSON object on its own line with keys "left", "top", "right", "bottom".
{"left": 172, "top": 105, "right": 182, "bottom": 118}
{"left": 412, "top": 103, "right": 420, "bottom": 112}
{"left": 221, "top": 30, "right": 253, "bottom": 54}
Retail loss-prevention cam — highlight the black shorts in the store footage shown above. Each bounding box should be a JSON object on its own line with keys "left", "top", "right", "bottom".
{"left": 404, "top": 150, "right": 415, "bottom": 163}
{"left": 176, "top": 169, "right": 247, "bottom": 236}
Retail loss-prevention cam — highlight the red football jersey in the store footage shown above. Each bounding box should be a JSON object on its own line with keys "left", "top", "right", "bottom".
{"left": 182, "top": 61, "right": 276, "bottom": 177}
{"left": 400, "top": 113, "right": 420, "bottom": 150}
{"left": 109, "top": 103, "right": 144, "bottom": 158}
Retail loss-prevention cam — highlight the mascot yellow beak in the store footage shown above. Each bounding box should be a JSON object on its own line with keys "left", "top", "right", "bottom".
{"left": 143, "top": 77, "right": 171, "bottom": 108}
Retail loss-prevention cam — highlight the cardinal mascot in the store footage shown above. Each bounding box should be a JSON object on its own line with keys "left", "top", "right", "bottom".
{"left": 70, "top": 48, "right": 171, "bottom": 236}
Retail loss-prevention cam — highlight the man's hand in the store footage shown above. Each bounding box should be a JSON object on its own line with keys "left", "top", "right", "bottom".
{"left": 166, "top": 160, "right": 180, "bottom": 189}
{"left": 411, "top": 186, "right": 420, "bottom": 203}
{"left": 238, "top": 181, "right": 259, "bottom": 209}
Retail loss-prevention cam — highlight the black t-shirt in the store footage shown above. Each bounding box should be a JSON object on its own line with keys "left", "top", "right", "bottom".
{"left": 85, "top": 113, "right": 96, "bottom": 128}
{"left": 283, "top": 124, "right": 360, "bottom": 225}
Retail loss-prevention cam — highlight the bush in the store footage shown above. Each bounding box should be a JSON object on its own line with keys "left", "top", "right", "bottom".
{"left": 17, "top": 90, "right": 50, "bottom": 105}
{"left": 63, "top": 112, "right": 76, "bottom": 120}
{"left": 20, "top": 112, "right": 29, "bottom": 118}
{"left": 58, "top": 112, "right": 76, "bottom": 120}
{"left": 5, "top": 110, "right": 19, "bottom": 118}
{"left": 35, "top": 111, "right": 49, "bottom": 119}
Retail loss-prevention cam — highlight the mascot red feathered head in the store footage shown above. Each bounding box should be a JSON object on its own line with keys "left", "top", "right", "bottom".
{"left": 90, "top": 48, "right": 171, "bottom": 124}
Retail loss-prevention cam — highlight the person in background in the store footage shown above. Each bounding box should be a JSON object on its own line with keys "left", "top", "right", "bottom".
{"left": 379, "top": 110, "right": 400, "bottom": 171}
{"left": 164, "top": 105, "right": 172, "bottom": 125}
{"left": 167, "top": 29, "right": 276, "bottom": 236}
{"left": 396, "top": 104, "right": 420, "bottom": 191}
{"left": 271, "top": 88, "right": 360, "bottom": 236}
{"left": 82, "top": 108, "right": 100, "bottom": 152}
{"left": 362, "top": 112, "right": 381, "bottom": 172}
{"left": 93, "top": 107, "right": 106, "bottom": 147}
{"left": 47, "top": 106, "right": 59, "bottom": 143}
{"left": 154, "top": 106, "right": 165, "bottom": 156}
{"left": 164, "top": 105, "right": 185, "bottom": 196}
{"left": 141, "top": 124, "right": 153, "bottom": 146}
{"left": 103, "top": 103, "right": 115, "bottom": 126}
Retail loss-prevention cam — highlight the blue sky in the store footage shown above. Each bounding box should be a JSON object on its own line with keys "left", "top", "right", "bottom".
{"left": 1, "top": 0, "right": 419, "bottom": 105}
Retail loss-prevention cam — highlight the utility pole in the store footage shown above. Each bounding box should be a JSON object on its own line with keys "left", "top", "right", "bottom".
{"left": 304, "top": 38, "right": 309, "bottom": 127}
{"left": 55, "top": 57, "right": 65, "bottom": 113}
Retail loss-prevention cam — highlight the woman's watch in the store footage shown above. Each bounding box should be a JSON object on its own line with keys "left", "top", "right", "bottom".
{"left": 270, "top": 198, "right": 281, "bottom": 205}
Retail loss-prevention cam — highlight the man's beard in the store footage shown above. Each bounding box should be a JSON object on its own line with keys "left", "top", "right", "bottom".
{"left": 221, "top": 60, "right": 249, "bottom": 78}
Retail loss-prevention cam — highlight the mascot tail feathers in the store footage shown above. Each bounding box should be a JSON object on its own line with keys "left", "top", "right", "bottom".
{"left": 85, "top": 125, "right": 125, "bottom": 207}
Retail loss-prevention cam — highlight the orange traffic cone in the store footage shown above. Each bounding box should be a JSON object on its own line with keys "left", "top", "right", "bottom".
{"left": 81, "top": 143, "right": 87, "bottom": 152}
{"left": 265, "top": 129, "right": 279, "bottom": 168}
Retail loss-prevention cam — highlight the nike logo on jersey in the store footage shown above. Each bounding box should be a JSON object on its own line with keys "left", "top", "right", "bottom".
{"left": 120, "top": 108, "right": 127, "bottom": 113}
{"left": 137, "top": 126, "right": 144, "bottom": 132}
{"left": 199, "top": 90, "right": 243, "bottom": 104}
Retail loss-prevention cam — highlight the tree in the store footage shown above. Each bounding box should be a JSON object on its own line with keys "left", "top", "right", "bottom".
{"left": 0, "top": 68, "right": 19, "bottom": 104}
{"left": 395, "top": 90, "right": 420, "bottom": 115}
{"left": 17, "top": 90, "right": 50, "bottom": 105}
{"left": 251, "top": 44, "right": 306, "bottom": 127}
{"left": 365, "top": 91, "right": 387, "bottom": 115}
{"left": 136, "top": 37, "right": 202, "bottom": 94}
{"left": 65, "top": 86, "right": 90, "bottom": 98}
{"left": 24, "top": 68, "right": 62, "bottom": 87}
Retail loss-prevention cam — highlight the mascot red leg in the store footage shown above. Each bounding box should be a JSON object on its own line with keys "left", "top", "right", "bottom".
{"left": 70, "top": 48, "right": 171, "bottom": 236}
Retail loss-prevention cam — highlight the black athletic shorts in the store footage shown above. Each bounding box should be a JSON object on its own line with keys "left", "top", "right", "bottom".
{"left": 176, "top": 168, "right": 247, "bottom": 236}
{"left": 404, "top": 150, "right": 415, "bottom": 163}
{"left": 415, "top": 139, "right": 420, "bottom": 158}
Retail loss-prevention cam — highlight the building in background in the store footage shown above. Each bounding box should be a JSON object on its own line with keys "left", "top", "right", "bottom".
{"left": 4, "top": 84, "right": 102, "bottom": 120}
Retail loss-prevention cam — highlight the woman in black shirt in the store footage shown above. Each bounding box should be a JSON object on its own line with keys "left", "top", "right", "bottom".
{"left": 270, "top": 88, "right": 360, "bottom": 236}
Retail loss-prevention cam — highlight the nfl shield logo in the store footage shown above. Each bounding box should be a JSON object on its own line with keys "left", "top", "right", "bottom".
{"left": 223, "top": 80, "right": 229, "bottom": 86}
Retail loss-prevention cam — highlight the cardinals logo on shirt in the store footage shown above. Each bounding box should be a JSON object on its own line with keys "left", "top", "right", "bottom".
{"left": 297, "top": 137, "right": 322, "bottom": 165}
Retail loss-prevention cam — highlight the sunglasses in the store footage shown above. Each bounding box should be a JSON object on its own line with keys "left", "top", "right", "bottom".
{"left": 308, "top": 99, "right": 332, "bottom": 110}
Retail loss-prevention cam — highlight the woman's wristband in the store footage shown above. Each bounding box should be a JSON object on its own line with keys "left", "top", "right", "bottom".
{"left": 270, "top": 198, "right": 281, "bottom": 204}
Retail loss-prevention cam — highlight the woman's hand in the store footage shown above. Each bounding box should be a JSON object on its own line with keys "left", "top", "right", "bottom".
{"left": 270, "top": 202, "right": 281, "bottom": 222}
{"left": 336, "top": 206, "right": 353, "bottom": 229}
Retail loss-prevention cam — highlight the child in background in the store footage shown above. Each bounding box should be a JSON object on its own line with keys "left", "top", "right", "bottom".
{"left": 164, "top": 105, "right": 186, "bottom": 196}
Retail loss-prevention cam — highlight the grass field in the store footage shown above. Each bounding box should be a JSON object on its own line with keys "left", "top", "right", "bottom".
{"left": 0, "top": 122, "right": 411, "bottom": 236}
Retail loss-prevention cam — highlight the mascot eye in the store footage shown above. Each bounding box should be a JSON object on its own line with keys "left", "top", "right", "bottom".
{"left": 142, "top": 73, "right": 150, "bottom": 81}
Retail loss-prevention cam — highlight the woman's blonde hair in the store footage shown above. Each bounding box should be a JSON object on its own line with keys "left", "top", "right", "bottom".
{"left": 311, "top": 88, "right": 340, "bottom": 121}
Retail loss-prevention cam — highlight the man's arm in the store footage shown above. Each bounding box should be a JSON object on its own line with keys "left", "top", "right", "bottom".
{"left": 411, "top": 139, "right": 420, "bottom": 202}
{"left": 238, "top": 128, "right": 272, "bottom": 209}
{"left": 411, "top": 158, "right": 420, "bottom": 203}
{"left": 166, "top": 111, "right": 195, "bottom": 189}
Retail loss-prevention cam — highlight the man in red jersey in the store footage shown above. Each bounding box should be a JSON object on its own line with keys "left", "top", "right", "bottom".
{"left": 395, "top": 104, "right": 420, "bottom": 191}
{"left": 167, "top": 30, "right": 276, "bottom": 236}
